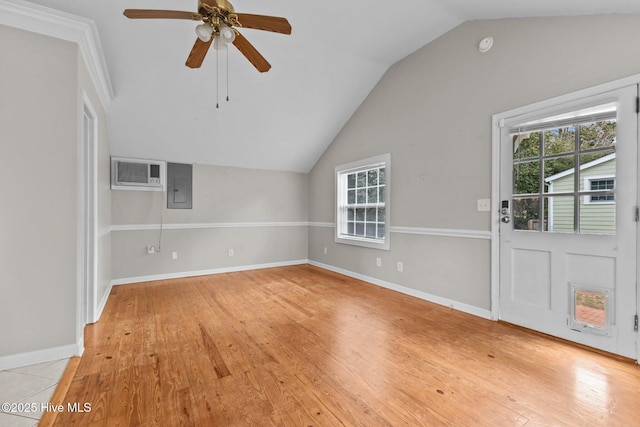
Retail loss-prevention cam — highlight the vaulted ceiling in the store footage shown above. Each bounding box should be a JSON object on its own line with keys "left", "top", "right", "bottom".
{"left": 25, "top": 0, "right": 640, "bottom": 172}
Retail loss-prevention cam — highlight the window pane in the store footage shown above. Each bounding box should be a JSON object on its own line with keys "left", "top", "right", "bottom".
{"left": 591, "top": 179, "right": 615, "bottom": 191}
{"left": 544, "top": 156, "right": 574, "bottom": 193}
{"left": 347, "top": 222, "right": 354, "bottom": 235}
{"left": 355, "top": 222, "right": 365, "bottom": 236}
{"left": 513, "top": 132, "right": 540, "bottom": 160}
{"left": 379, "top": 168, "right": 386, "bottom": 185}
{"left": 355, "top": 208, "right": 365, "bottom": 221}
{"left": 513, "top": 160, "right": 540, "bottom": 195}
{"left": 513, "top": 197, "right": 541, "bottom": 231}
{"left": 588, "top": 178, "right": 615, "bottom": 203}
{"left": 356, "top": 189, "right": 366, "bottom": 203}
{"left": 579, "top": 149, "right": 615, "bottom": 169}
{"left": 574, "top": 289, "right": 607, "bottom": 330}
{"left": 580, "top": 197, "right": 615, "bottom": 234}
{"left": 357, "top": 172, "right": 366, "bottom": 187}
{"left": 347, "top": 173, "right": 356, "bottom": 189}
{"left": 366, "top": 208, "right": 376, "bottom": 222}
{"left": 589, "top": 193, "right": 615, "bottom": 202}
{"left": 545, "top": 196, "right": 574, "bottom": 233}
{"left": 347, "top": 208, "right": 355, "bottom": 221}
{"left": 379, "top": 186, "right": 385, "bottom": 203}
{"left": 377, "top": 224, "right": 385, "bottom": 239}
{"left": 580, "top": 120, "right": 616, "bottom": 151}
{"left": 367, "top": 187, "right": 378, "bottom": 203}
{"left": 579, "top": 149, "right": 615, "bottom": 234}
{"left": 367, "top": 169, "right": 378, "bottom": 186}
{"left": 348, "top": 190, "right": 356, "bottom": 204}
{"left": 544, "top": 126, "right": 575, "bottom": 155}
{"left": 377, "top": 207, "right": 385, "bottom": 222}
{"left": 366, "top": 223, "right": 376, "bottom": 238}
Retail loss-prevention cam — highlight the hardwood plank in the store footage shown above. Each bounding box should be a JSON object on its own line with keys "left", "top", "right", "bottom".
{"left": 52, "top": 264, "right": 640, "bottom": 426}
{"left": 38, "top": 356, "right": 81, "bottom": 427}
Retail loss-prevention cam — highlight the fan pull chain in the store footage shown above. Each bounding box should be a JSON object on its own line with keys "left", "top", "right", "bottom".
{"left": 215, "top": 44, "right": 220, "bottom": 109}
{"left": 226, "top": 46, "right": 230, "bottom": 102}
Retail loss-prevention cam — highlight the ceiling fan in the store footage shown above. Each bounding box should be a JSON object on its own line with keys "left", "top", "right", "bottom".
{"left": 123, "top": 0, "right": 291, "bottom": 72}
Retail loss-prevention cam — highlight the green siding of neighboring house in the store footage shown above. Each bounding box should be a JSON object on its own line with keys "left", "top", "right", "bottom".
{"left": 547, "top": 157, "right": 615, "bottom": 234}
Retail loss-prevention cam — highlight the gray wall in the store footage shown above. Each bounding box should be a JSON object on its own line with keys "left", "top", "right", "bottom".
{"left": 308, "top": 15, "right": 640, "bottom": 312}
{"left": 0, "top": 24, "right": 111, "bottom": 361}
{"left": 0, "top": 27, "right": 79, "bottom": 357}
{"left": 111, "top": 164, "right": 308, "bottom": 280}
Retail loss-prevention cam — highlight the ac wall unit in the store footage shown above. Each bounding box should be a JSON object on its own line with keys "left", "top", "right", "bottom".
{"left": 111, "top": 157, "right": 166, "bottom": 191}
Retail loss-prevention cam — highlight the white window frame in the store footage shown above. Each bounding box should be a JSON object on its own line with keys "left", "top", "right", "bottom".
{"left": 583, "top": 174, "right": 616, "bottom": 205}
{"left": 335, "top": 153, "right": 390, "bottom": 250}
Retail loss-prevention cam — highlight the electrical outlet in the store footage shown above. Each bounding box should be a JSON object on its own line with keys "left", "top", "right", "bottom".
{"left": 147, "top": 245, "right": 155, "bottom": 254}
{"left": 397, "top": 261, "right": 403, "bottom": 272}
{"left": 228, "top": 249, "right": 234, "bottom": 257}
{"left": 323, "top": 247, "right": 328, "bottom": 255}
{"left": 172, "top": 251, "right": 178, "bottom": 260}
{"left": 376, "top": 257, "right": 382, "bottom": 267}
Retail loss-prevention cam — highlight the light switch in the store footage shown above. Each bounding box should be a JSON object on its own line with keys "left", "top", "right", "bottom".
{"left": 477, "top": 199, "right": 491, "bottom": 212}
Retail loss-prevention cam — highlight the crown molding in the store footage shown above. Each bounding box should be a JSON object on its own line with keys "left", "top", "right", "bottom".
{"left": 0, "top": 0, "right": 114, "bottom": 110}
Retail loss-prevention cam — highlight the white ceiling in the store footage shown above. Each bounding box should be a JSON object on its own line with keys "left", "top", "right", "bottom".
{"left": 25, "top": 0, "right": 640, "bottom": 172}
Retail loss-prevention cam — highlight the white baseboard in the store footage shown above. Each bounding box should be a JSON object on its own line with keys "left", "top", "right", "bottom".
{"left": 111, "top": 259, "right": 309, "bottom": 286}
{"left": 95, "top": 280, "right": 113, "bottom": 322}
{"left": 309, "top": 260, "right": 493, "bottom": 320}
{"left": 0, "top": 344, "right": 80, "bottom": 371}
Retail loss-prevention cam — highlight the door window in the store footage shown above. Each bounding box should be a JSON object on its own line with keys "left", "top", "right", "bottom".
{"left": 510, "top": 105, "right": 617, "bottom": 234}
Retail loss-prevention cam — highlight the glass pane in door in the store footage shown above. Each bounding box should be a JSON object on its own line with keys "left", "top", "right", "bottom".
{"left": 513, "top": 197, "right": 541, "bottom": 231}
{"left": 545, "top": 196, "right": 574, "bottom": 233}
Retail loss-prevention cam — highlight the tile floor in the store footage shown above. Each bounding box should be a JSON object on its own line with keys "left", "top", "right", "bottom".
{"left": 0, "top": 358, "right": 69, "bottom": 426}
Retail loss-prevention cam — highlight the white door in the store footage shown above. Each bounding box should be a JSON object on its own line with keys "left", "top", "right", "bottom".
{"left": 499, "top": 85, "right": 638, "bottom": 359}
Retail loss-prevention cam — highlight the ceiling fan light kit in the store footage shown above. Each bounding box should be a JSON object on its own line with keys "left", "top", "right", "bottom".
{"left": 195, "top": 23, "right": 214, "bottom": 42}
{"left": 214, "top": 24, "right": 236, "bottom": 48}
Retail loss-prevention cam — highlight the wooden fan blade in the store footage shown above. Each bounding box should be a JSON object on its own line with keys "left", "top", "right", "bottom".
{"left": 232, "top": 31, "right": 271, "bottom": 72}
{"left": 235, "top": 13, "right": 291, "bottom": 35}
{"left": 124, "top": 9, "right": 201, "bottom": 20}
{"left": 186, "top": 37, "right": 214, "bottom": 68}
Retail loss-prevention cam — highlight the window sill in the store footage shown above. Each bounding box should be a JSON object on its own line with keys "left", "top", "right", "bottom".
{"left": 335, "top": 234, "right": 390, "bottom": 250}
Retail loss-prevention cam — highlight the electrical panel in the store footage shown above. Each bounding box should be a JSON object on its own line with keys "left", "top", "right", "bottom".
{"left": 167, "top": 163, "right": 192, "bottom": 209}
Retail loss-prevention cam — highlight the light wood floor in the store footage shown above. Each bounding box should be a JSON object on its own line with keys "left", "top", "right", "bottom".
{"left": 54, "top": 265, "right": 640, "bottom": 426}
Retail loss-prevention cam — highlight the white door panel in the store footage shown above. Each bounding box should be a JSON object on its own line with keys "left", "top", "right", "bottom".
{"left": 499, "top": 85, "right": 638, "bottom": 359}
